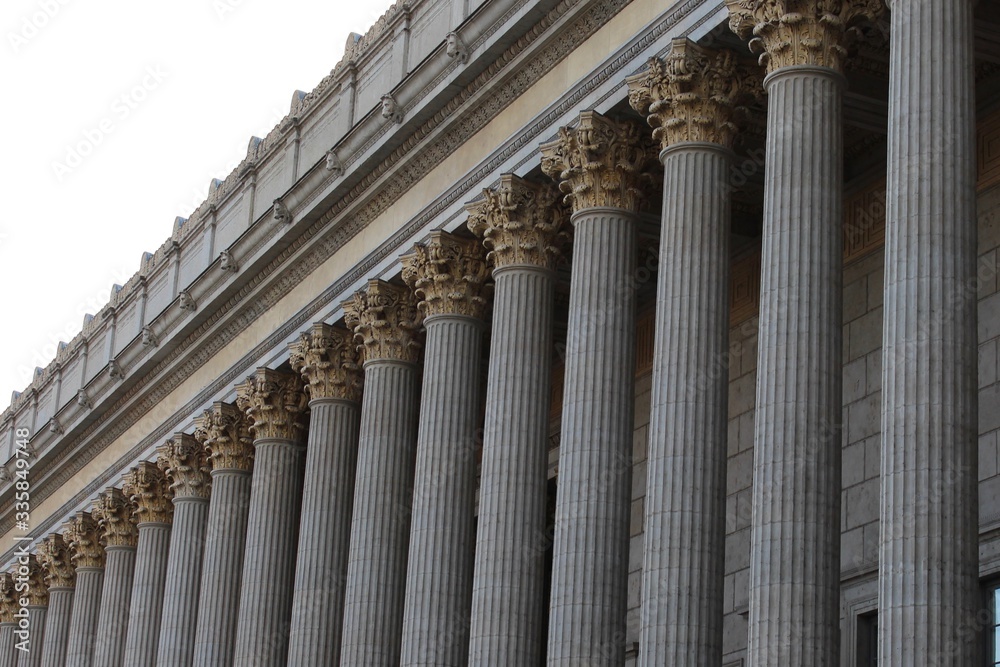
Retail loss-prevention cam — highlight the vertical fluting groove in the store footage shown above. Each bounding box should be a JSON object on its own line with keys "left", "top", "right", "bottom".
{"left": 16, "top": 607, "right": 47, "bottom": 667}
{"left": 879, "top": 1, "right": 979, "bottom": 664}
{"left": 192, "top": 470, "right": 252, "bottom": 667}
{"left": 40, "top": 588, "right": 72, "bottom": 667}
{"left": 401, "top": 315, "right": 483, "bottom": 667}
{"left": 122, "top": 524, "right": 171, "bottom": 667}
{"left": 93, "top": 546, "right": 137, "bottom": 667}
{"left": 747, "top": 67, "right": 844, "bottom": 667}
{"left": 340, "top": 360, "right": 420, "bottom": 666}
{"left": 468, "top": 266, "right": 554, "bottom": 666}
{"left": 233, "top": 440, "right": 307, "bottom": 666}
{"left": 547, "top": 210, "right": 637, "bottom": 666}
{"left": 0, "top": 624, "right": 17, "bottom": 667}
{"left": 639, "top": 144, "right": 731, "bottom": 665}
{"left": 65, "top": 569, "right": 104, "bottom": 667}
{"left": 156, "top": 497, "right": 209, "bottom": 667}
{"left": 286, "top": 399, "right": 361, "bottom": 667}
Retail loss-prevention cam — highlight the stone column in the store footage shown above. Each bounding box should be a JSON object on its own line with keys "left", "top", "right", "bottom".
{"left": 121, "top": 463, "right": 173, "bottom": 667}
{"left": 726, "top": 2, "right": 881, "bottom": 663}
{"left": 464, "top": 174, "right": 569, "bottom": 665}
{"left": 155, "top": 433, "right": 212, "bottom": 667}
{"left": 626, "top": 40, "right": 759, "bottom": 665}
{"left": 37, "top": 534, "right": 74, "bottom": 667}
{"left": 232, "top": 369, "right": 309, "bottom": 667}
{"left": 63, "top": 512, "right": 105, "bottom": 667}
{"left": 15, "top": 555, "right": 48, "bottom": 667}
{"left": 340, "top": 280, "right": 423, "bottom": 666}
{"left": 0, "top": 573, "right": 17, "bottom": 667}
{"left": 398, "top": 232, "right": 490, "bottom": 666}
{"left": 92, "top": 488, "right": 138, "bottom": 667}
{"left": 540, "top": 110, "right": 656, "bottom": 665}
{"left": 286, "top": 324, "right": 363, "bottom": 667}
{"left": 879, "top": 0, "right": 979, "bottom": 663}
{"left": 192, "top": 402, "right": 254, "bottom": 667}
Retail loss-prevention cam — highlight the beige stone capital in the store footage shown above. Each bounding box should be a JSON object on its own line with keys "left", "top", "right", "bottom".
{"left": 726, "top": 0, "right": 884, "bottom": 73}
{"left": 401, "top": 231, "right": 491, "bottom": 320}
{"left": 37, "top": 534, "right": 75, "bottom": 588}
{"left": 123, "top": 462, "right": 174, "bottom": 525}
{"left": 93, "top": 488, "right": 138, "bottom": 549}
{"left": 195, "top": 402, "right": 255, "bottom": 472}
{"left": 157, "top": 433, "right": 212, "bottom": 499}
{"left": 627, "top": 39, "right": 762, "bottom": 151}
{"left": 343, "top": 280, "right": 424, "bottom": 364}
{"left": 64, "top": 512, "right": 105, "bottom": 569}
{"left": 22, "top": 554, "right": 48, "bottom": 606}
{"left": 236, "top": 368, "right": 309, "bottom": 442}
{"left": 0, "top": 573, "right": 15, "bottom": 623}
{"left": 465, "top": 174, "right": 570, "bottom": 271}
{"left": 540, "top": 110, "right": 657, "bottom": 214}
{"left": 289, "top": 323, "right": 363, "bottom": 403}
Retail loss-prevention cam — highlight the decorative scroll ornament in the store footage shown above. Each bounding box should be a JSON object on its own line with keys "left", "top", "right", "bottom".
{"left": 194, "top": 402, "right": 255, "bottom": 472}
{"left": 235, "top": 369, "right": 309, "bottom": 442}
{"left": 0, "top": 573, "right": 15, "bottom": 623}
{"left": 401, "top": 231, "right": 491, "bottom": 320}
{"left": 93, "top": 487, "right": 138, "bottom": 549}
{"left": 289, "top": 323, "right": 363, "bottom": 403}
{"left": 539, "top": 110, "right": 657, "bottom": 213}
{"left": 64, "top": 512, "right": 105, "bottom": 569}
{"left": 37, "top": 533, "right": 76, "bottom": 589}
{"left": 123, "top": 462, "right": 174, "bottom": 525}
{"left": 626, "top": 38, "right": 763, "bottom": 151}
{"left": 465, "top": 173, "right": 570, "bottom": 270}
{"left": 343, "top": 280, "right": 424, "bottom": 364}
{"left": 726, "top": 0, "right": 884, "bottom": 73}
{"left": 157, "top": 433, "right": 212, "bottom": 499}
{"left": 22, "top": 554, "right": 49, "bottom": 606}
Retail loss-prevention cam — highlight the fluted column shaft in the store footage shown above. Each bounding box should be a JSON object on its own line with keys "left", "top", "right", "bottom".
{"left": 93, "top": 546, "right": 136, "bottom": 666}
{"left": 340, "top": 360, "right": 420, "bottom": 666}
{"left": 879, "top": 1, "right": 979, "bottom": 663}
{"left": 123, "top": 523, "right": 171, "bottom": 667}
{"left": 0, "top": 623, "right": 16, "bottom": 667}
{"left": 639, "top": 143, "right": 731, "bottom": 664}
{"left": 156, "top": 497, "right": 209, "bottom": 667}
{"left": 39, "top": 589, "right": 71, "bottom": 667}
{"left": 400, "top": 315, "right": 483, "bottom": 666}
{"left": 64, "top": 568, "right": 103, "bottom": 667}
{"left": 16, "top": 607, "right": 46, "bottom": 667}
{"left": 547, "top": 208, "right": 637, "bottom": 665}
{"left": 747, "top": 66, "right": 843, "bottom": 665}
{"left": 286, "top": 399, "right": 361, "bottom": 666}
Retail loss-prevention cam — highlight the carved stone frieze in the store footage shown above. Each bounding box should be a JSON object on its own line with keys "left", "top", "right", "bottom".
{"left": 157, "top": 433, "right": 212, "bottom": 499}
{"left": 289, "top": 324, "right": 363, "bottom": 403}
{"left": 194, "top": 402, "right": 255, "bottom": 472}
{"left": 123, "top": 462, "right": 174, "bottom": 525}
{"left": 235, "top": 369, "right": 309, "bottom": 442}
{"left": 21, "top": 554, "right": 49, "bottom": 606}
{"left": 37, "top": 533, "right": 75, "bottom": 589}
{"left": 539, "top": 110, "right": 658, "bottom": 213}
{"left": 343, "top": 280, "right": 424, "bottom": 364}
{"left": 93, "top": 487, "right": 138, "bottom": 549}
{"left": 64, "top": 512, "right": 105, "bottom": 569}
{"left": 401, "top": 232, "right": 491, "bottom": 320}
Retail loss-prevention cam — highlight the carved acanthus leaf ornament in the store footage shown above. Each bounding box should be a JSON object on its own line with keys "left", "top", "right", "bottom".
{"left": 157, "top": 433, "right": 212, "bottom": 499}
{"left": 344, "top": 280, "right": 424, "bottom": 364}
{"left": 236, "top": 369, "right": 309, "bottom": 442}
{"left": 123, "top": 462, "right": 174, "bottom": 525}
{"left": 93, "top": 487, "right": 138, "bottom": 549}
{"left": 21, "top": 555, "right": 49, "bottom": 606}
{"left": 290, "top": 323, "right": 363, "bottom": 403}
{"left": 37, "top": 533, "right": 75, "bottom": 589}
{"left": 64, "top": 512, "right": 105, "bottom": 569}
{"left": 401, "top": 232, "right": 491, "bottom": 320}
{"left": 194, "top": 402, "right": 255, "bottom": 472}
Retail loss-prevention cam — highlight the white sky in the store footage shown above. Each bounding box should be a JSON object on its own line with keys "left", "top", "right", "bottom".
{"left": 0, "top": 0, "right": 397, "bottom": 408}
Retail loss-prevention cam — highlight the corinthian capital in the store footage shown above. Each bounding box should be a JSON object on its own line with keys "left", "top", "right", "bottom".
{"left": 726, "top": 0, "right": 884, "bottom": 73}
{"left": 540, "top": 110, "right": 657, "bottom": 214}
{"left": 627, "top": 39, "right": 762, "bottom": 151}
{"left": 37, "top": 534, "right": 75, "bottom": 588}
{"left": 289, "top": 323, "right": 363, "bottom": 403}
{"left": 465, "top": 174, "right": 570, "bottom": 270}
{"left": 195, "top": 402, "right": 255, "bottom": 472}
{"left": 0, "top": 573, "right": 15, "bottom": 623}
{"left": 344, "top": 280, "right": 423, "bottom": 364}
{"left": 64, "top": 512, "right": 105, "bottom": 569}
{"left": 157, "top": 433, "right": 212, "bottom": 499}
{"left": 123, "top": 462, "right": 174, "bottom": 525}
{"left": 22, "top": 554, "right": 49, "bottom": 606}
{"left": 236, "top": 369, "right": 309, "bottom": 442}
{"left": 401, "top": 231, "right": 491, "bottom": 320}
{"left": 93, "top": 488, "right": 138, "bottom": 549}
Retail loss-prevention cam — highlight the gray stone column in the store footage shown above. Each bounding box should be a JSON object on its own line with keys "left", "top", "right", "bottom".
{"left": 232, "top": 369, "right": 309, "bottom": 667}
{"left": 727, "top": 2, "right": 881, "bottom": 663}
{"left": 340, "top": 280, "right": 423, "bottom": 666}
{"left": 879, "top": 0, "right": 979, "bottom": 663}
{"left": 464, "top": 174, "right": 568, "bottom": 666}
{"left": 155, "top": 433, "right": 212, "bottom": 667}
{"left": 37, "top": 534, "right": 74, "bottom": 667}
{"left": 121, "top": 463, "right": 173, "bottom": 667}
{"left": 93, "top": 488, "right": 138, "bottom": 667}
{"left": 626, "top": 39, "right": 758, "bottom": 665}
{"left": 1, "top": 573, "right": 18, "bottom": 667}
{"left": 64, "top": 513, "right": 105, "bottom": 667}
{"left": 15, "top": 553, "right": 50, "bottom": 667}
{"left": 540, "top": 110, "right": 655, "bottom": 665}
{"left": 286, "top": 324, "right": 363, "bottom": 667}
{"left": 192, "top": 402, "right": 255, "bottom": 667}
{"left": 0, "top": 626, "right": 16, "bottom": 667}
{"left": 399, "top": 232, "right": 490, "bottom": 666}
